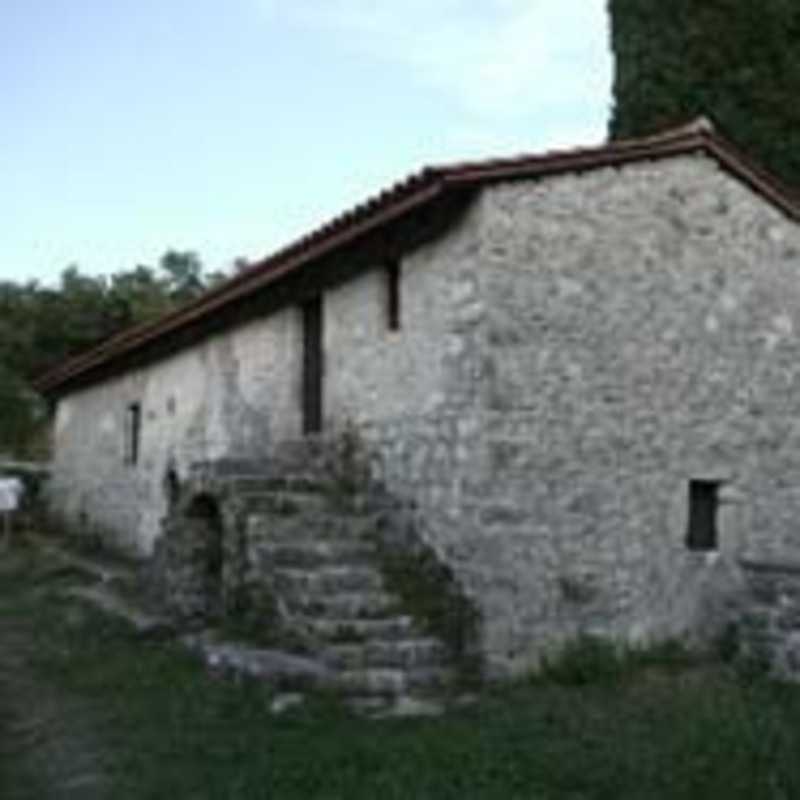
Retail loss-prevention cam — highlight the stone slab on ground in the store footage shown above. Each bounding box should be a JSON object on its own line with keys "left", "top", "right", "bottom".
{"left": 27, "top": 533, "right": 136, "bottom": 586}
{"left": 65, "top": 585, "right": 172, "bottom": 637}
{"left": 269, "top": 692, "right": 306, "bottom": 715}
{"left": 181, "top": 632, "right": 332, "bottom": 688}
{"left": 372, "top": 695, "right": 446, "bottom": 718}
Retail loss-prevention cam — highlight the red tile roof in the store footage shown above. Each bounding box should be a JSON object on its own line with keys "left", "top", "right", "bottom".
{"left": 36, "top": 118, "right": 800, "bottom": 397}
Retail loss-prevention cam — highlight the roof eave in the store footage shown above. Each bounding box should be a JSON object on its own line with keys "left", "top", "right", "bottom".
{"left": 36, "top": 123, "right": 800, "bottom": 398}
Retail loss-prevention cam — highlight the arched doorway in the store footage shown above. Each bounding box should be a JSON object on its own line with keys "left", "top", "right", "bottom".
{"left": 182, "top": 494, "right": 224, "bottom": 621}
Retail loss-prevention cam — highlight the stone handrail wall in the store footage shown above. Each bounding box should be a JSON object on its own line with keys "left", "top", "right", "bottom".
{"left": 737, "top": 558, "right": 800, "bottom": 679}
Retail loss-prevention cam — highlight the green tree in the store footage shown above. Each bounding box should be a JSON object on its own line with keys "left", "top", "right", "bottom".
{"left": 0, "top": 364, "right": 44, "bottom": 457}
{"left": 0, "top": 281, "right": 38, "bottom": 376}
{"left": 609, "top": 0, "right": 800, "bottom": 188}
{"left": 107, "top": 265, "right": 172, "bottom": 326}
{"left": 0, "top": 251, "right": 231, "bottom": 455}
{"left": 159, "top": 250, "right": 206, "bottom": 304}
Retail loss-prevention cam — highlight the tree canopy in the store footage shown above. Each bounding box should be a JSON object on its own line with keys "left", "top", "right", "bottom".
{"left": 0, "top": 251, "right": 227, "bottom": 458}
{"left": 609, "top": 0, "right": 800, "bottom": 189}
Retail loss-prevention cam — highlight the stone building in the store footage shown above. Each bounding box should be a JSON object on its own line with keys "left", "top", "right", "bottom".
{"left": 36, "top": 120, "right": 800, "bottom": 681}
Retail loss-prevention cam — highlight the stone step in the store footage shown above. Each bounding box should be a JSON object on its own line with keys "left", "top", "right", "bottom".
{"left": 28, "top": 535, "right": 138, "bottom": 586}
{"left": 269, "top": 438, "right": 331, "bottom": 472}
{"left": 226, "top": 475, "right": 328, "bottom": 495}
{"left": 329, "top": 665, "right": 456, "bottom": 696}
{"left": 247, "top": 512, "right": 383, "bottom": 542}
{"left": 180, "top": 633, "right": 331, "bottom": 689}
{"left": 347, "top": 694, "right": 447, "bottom": 718}
{"left": 236, "top": 491, "right": 330, "bottom": 517}
{"left": 406, "top": 666, "right": 458, "bottom": 692}
{"left": 329, "top": 668, "right": 408, "bottom": 696}
{"left": 295, "top": 615, "right": 416, "bottom": 642}
{"left": 285, "top": 590, "right": 399, "bottom": 619}
{"left": 189, "top": 457, "right": 272, "bottom": 479}
{"left": 273, "top": 565, "right": 384, "bottom": 595}
{"left": 405, "top": 666, "right": 458, "bottom": 692}
{"left": 322, "top": 637, "right": 448, "bottom": 670}
{"left": 255, "top": 539, "right": 375, "bottom": 568}
{"left": 64, "top": 585, "right": 172, "bottom": 637}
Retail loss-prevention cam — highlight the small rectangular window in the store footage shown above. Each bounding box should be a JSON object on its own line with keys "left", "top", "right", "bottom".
{"left": 124, "top": 402, "right": 141, "bottom": 466}
{"left": 386, "top": 260, "right": 401, "bottom": 331}
{"left": 686, "top": 480, "right": 719, "bottom": 551}
{"left": 301, "top": 298, "right": 324, "bottom": 435}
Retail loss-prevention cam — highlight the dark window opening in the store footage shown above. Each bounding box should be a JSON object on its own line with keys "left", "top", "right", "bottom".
{"left": 164, "top": 464, "right": 181, "bottom": 509}
{"left": 686, "top": 480, "right": 720, "bottom": 551}
{"left": 124, "top": 402, "right": 141, "bottom": 466}
{"left": 386, "top": 260, "right": 402, "bottom": 331}
{"left": 301, "top": 296, "right": 324, "bottom": 434}
{"left": 185, "top": 494, "right": 224, "bottom": 619}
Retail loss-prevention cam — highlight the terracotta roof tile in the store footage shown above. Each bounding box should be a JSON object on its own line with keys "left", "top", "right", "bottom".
{"left": 36, "top": 119, "right": 800, "bottom": 396}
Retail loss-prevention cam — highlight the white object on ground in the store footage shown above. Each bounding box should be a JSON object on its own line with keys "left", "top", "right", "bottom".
{"left": 0, "top": 477, "right": 23, "bottom": 512}
{"left": 0, "top": 477, "right": 24, "bottom": 548}
{"left": 269, "top": 693, "right": 305, "bottom": 715}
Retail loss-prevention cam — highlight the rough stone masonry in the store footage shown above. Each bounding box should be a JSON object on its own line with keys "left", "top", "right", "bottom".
{"left": 47, "top": 148, "right": 800, "bottom": 678}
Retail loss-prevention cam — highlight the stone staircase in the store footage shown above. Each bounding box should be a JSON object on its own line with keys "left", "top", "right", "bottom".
{"left": 160, "top": 444, "right": 476, "bottom": 707}
{"left": 241, "top": 477, "right": 458, "bottom": 702}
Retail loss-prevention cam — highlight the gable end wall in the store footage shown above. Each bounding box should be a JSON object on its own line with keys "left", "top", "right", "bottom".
{"left": 458, "top": 155, "right": 800, "bottom": 674}
{"left": 47, "top": 153, "right": 800, "bottom": 677}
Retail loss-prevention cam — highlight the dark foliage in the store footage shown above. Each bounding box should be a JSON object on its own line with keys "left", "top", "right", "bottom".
{"left": 609, "top": 0, "right": 800, "bottom": 189}
{"left": 0, "top": 251, "right": 226, "bottom": 456}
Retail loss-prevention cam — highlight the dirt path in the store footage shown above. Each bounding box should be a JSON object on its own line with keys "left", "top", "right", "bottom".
{"left": 0, "top": 549, "right": 111, "bottom": 800}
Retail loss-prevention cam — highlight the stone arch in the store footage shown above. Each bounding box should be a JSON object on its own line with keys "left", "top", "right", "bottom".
{"left": 185, "top": 493, "right": 224, "bottom": 617}
{"left": 161, "top": 491, "right": 228, "bottom": 623}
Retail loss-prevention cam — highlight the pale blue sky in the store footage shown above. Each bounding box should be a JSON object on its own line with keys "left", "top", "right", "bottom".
{"left": 2, "top": 0, "right": 611, "bottom": 284}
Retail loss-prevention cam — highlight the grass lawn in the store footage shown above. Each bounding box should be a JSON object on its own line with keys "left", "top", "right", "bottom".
{"left": 3, "top": 542, "right": 800, "bottom": 799}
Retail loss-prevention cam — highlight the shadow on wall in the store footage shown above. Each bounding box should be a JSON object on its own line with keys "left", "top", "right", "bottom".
{"left": 157, "top": 492, "right": 226, "bottom": 624}
{"left": 185, "top": 494, "right": 224, "bottom": 618}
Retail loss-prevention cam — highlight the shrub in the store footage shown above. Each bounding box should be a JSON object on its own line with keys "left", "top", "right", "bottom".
{"left": 537, "top": 635, "right": 696, "bottom": 686}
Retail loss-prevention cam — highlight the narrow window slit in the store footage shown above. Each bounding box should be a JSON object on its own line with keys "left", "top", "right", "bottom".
{"left": 301, "top": 296, "right": 324, "bottom": 434}
{"left": 125, "top": 402, "right": 141, "bottom": 466}
{"left": 386, "top": 260, "right": 401, "bottom": 331}
{"left": 686, "top": 479, "right": 720, "bottom": 551}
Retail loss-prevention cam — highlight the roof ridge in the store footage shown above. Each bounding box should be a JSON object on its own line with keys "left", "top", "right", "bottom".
{"left": 35, "top": 120, "right": 800, "bottom": 396}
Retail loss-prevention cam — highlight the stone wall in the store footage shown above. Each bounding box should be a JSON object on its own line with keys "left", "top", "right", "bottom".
{"left": 737, "top": 559, "right": 800, "bottom": 679}
{"left": 306, "top": 154, "right": 800, "bottom": 677}
{"left": 48, "top": 307, "right": 299, "bottom": 554}
{"left": 317, "top": 155, "right": 800, "bottom": 678}
{"left": 48, "top": 151, "right": 800, "bottom": 677}
{"left": 47, "top": 201, "right": 486, "bottom": 556}
{"left": 453, "top": 155, "right": 800, "bottom": 674}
